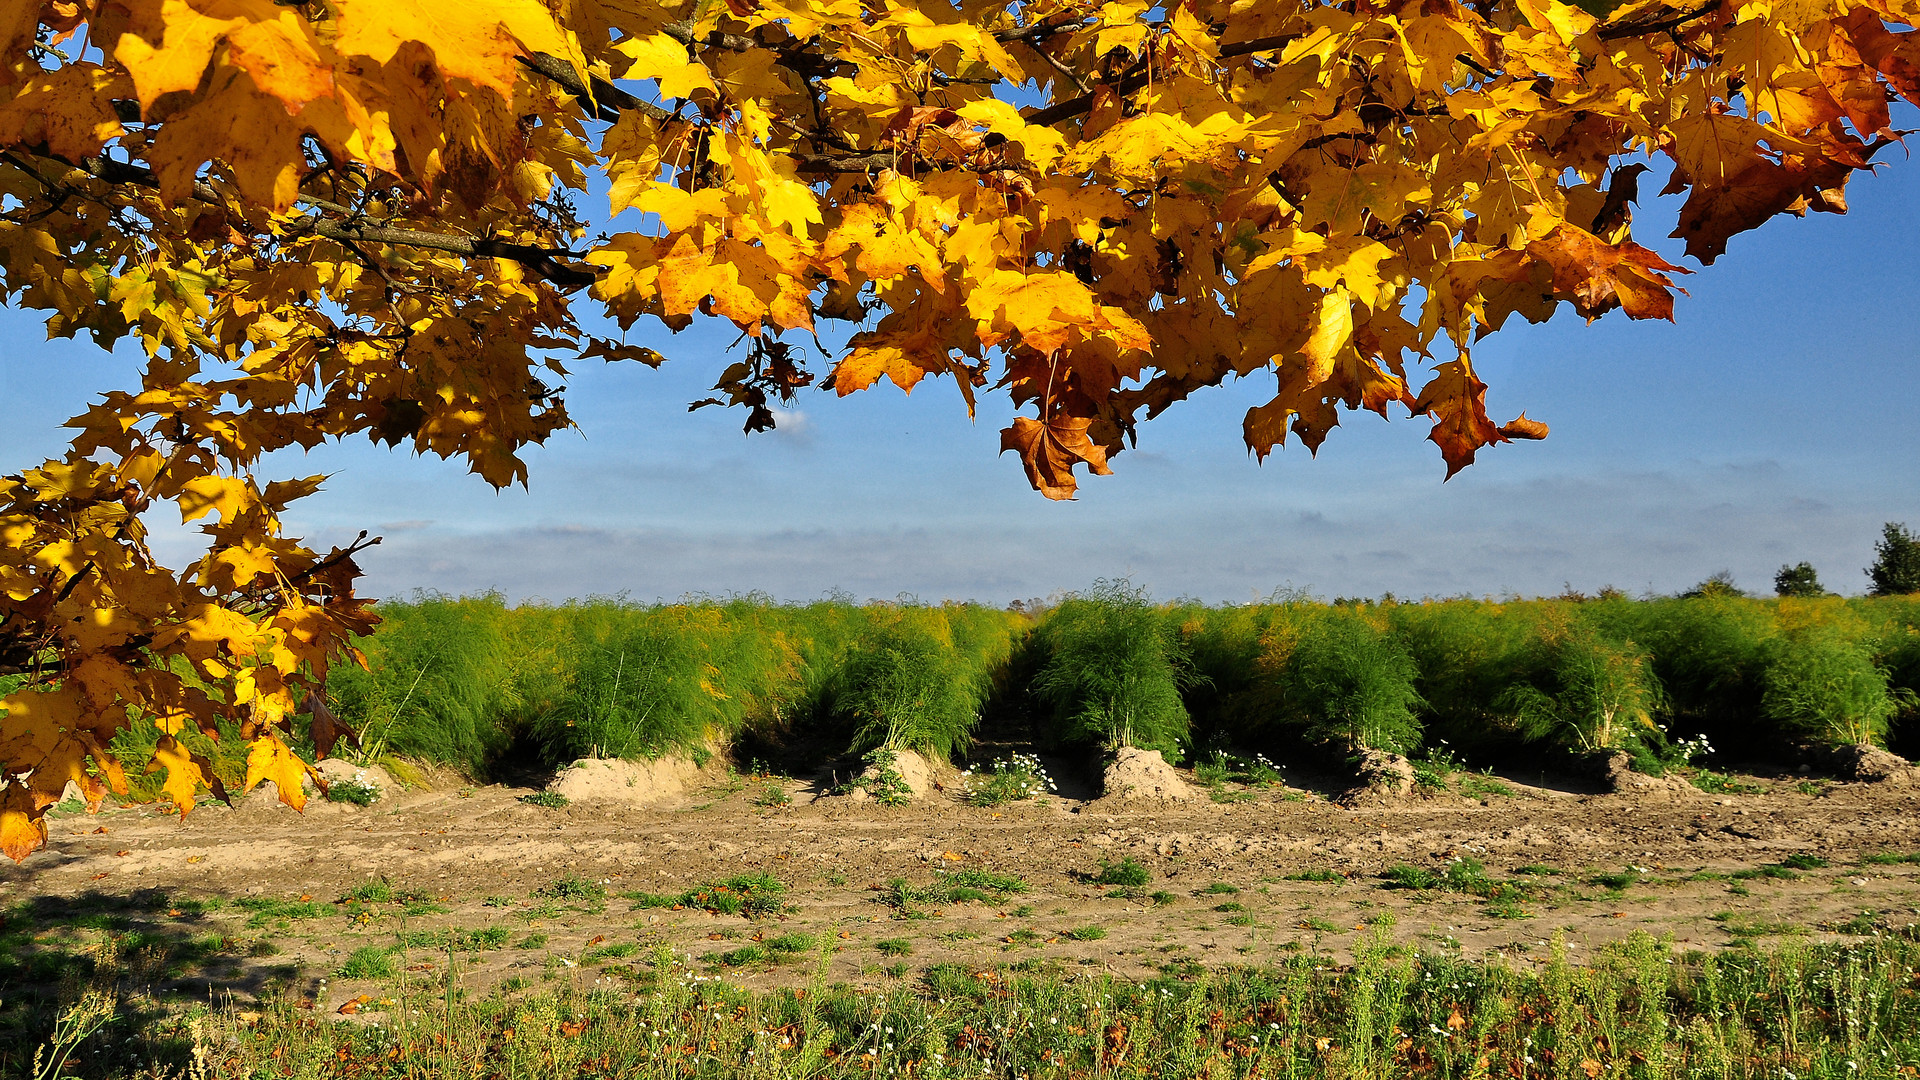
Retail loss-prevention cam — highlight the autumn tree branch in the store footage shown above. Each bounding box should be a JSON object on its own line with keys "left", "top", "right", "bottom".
{"left": 1024, "top": 32, "right": 1307, "bottom": 126}
{"left": 51, "top": 154, "right": 601, "bottom": 287}
{"left": 1596, "top": 1, "right": 1722, "bottom": 40}
{"left": 520, "top": 53, "right": 674, "bottom": 123}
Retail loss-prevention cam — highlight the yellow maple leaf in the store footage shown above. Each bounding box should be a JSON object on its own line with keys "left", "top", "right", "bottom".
{"left": 954, "top": 99, "right": 1065, "bottom": 170}
{"left": 0, "top": 784, "right": 48, "bottom": 863}
{"left": 332, "top": 0, "right": 579, "bottom": 99}
{"left": 0, "top": 67, "right": 126, "bottom": 160}
{"left": 615, "top": 32, "right": 715, "bottom": 100}
{"left": 147, "top": 66, "right": 305, "bottom": 209}
{"left": 1299, "top": 287, "right": 1355, "bottom": 378}
{"left": 966, "top": 270, "right": 1102, "bottom": 354}
{"left": 148, "top": 735, "right": 211, "bottom": 817}
{"left": 110, "top": 0, "right": 331, "bottom": 113}
{"left": 177, "top": 475, "right": 255, "bottom": 525}
{"left": 67, "top": 656, "right": 143, "bottom": 712}
{"left": 155, "top": 603, "right": 264, "bottom": 663}
{"left": 244, "top": 731, "right": 312, "bottom": 810}
{"left": 830, "top": 324, "right": 950, "bottom": 395}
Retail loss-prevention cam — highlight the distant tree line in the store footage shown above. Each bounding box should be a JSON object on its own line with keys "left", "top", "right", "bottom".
{"left": 1770, "top": 522, "right": 1920, "bottom": 599}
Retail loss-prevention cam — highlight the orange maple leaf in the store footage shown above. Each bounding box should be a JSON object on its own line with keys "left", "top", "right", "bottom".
{"left": 999, "top": 415, "right": 1114, "bottom": 500}
{"left": 1499, "top": 413, "right": 1550, "bottom": 440}
{"left": 1413, "top": 360, "right": 1504, "bottom": 479}
{"left": 1526, "top": 226, "right": 1688, "bottom": 322}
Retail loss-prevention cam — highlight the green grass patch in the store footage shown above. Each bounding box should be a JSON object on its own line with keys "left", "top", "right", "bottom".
{"left": 1383, "top": 864, "right": 1441, "bottom": 890}
{"left": 709, "top": 945, "right": 770, "bottom": 967}
{"left": 880, "top": 870, "right": 1025, "bottom": 915}
{"left": 535, "top": 876, "right": 607, "bottom": 904}
{"left": 1091, "top": 856, "right": 1150, "bottom": 887}
{"left": 1730, "top": 864, "right": 1801, "bottom": 881}
{"left": 678, "top": 873, "right": 787, "bottom": 918}
{"left": 582, "top": 943, "right": 640, "bottom": 965}
{"left": 1457, "top": 773, "right": 1518, "bottom": 799}
{"left": 399, "top": 927, "right": 512, "bottom": 952}
{"left": 1283, "top": 869, "right": 1345, "bottom": 883}
{"left": 1689, "top": 770, "right": 1766, "bottom": 795}
{"left": 337, "top": 947, "right": 401, "bottom": 980}
{"left": 234, "top": 897, "right": 327, "bottom": 928}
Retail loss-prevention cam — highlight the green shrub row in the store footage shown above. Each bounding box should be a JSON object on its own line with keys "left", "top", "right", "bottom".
{"left": 12, "top": 588, "right": 1920, "bottom": 790}
{"left": 321, "top": 593, "right": 1022, "bottom": 774}
{"left": 1177, "top": 593, "right": 1920, "bottom": 769}
{"left": 312, "top": 589, "right": 1918, "bottom": 777}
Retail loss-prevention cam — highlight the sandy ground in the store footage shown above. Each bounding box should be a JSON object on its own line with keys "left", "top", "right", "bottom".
{"left": 6, "top": 755, "right": 1920, "bottom": 1016}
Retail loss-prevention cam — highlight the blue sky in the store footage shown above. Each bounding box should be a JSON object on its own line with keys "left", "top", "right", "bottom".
{"left": 3, "top": 154, "right": 1915, "bottom": 606}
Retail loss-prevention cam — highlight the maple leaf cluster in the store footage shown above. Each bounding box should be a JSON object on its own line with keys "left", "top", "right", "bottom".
{"left": 0, "top": 0, "right": 1913, "bottom": 857}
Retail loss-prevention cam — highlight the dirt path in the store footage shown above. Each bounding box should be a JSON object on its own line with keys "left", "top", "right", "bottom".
{"left": 6, "top": 761, "right": 1920, "bottom": 1016}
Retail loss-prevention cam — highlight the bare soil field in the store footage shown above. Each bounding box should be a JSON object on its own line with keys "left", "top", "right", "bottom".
{"left": 6, "top": 756, "right": 1920, "bottom": 1017}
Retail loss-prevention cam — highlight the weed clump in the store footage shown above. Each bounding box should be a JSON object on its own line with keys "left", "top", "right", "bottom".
{"left": 1092, "top": 856, "right": 1151, "bottom": 888}
{"left": 678, "top": 874, "right": 787, "bottom": 918}
{"left": 962, "top": 753, "right": 1056, "bottom": 806}
{"left": 535, "top": 877, "right": 606, "bottom": 904}
{"left": 1384, "top": 864, "right": 1441, "bottom": 890}
{"left": 1284, "top": 869, "right": 1345, "bottom": 883}
{"left": 884, "top": 870, "right": 1028, "bottom": 916}
{"left": 324, "top": 773, "right": 382, "bottom": 806}
{"left": 336, "top": 947, "right": 400, "bottom": 980}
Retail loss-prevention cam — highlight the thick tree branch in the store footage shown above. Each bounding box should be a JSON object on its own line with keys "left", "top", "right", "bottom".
{"left": 1597, "top": 1, "right": 1721, "bottom": 40}
{"left": 521, "top": 53, "right": 673, "bottom": 123}
{"left": 660, "top": 18, "right": 763, "bottom": 53}
{"left": 794, "top": 151, "right": 902, "bottom": 173}
{"left": 300, "top": 221, "right": 600, "bottom": 287}
{"left": 992, "top": 16, "right": 1092, "bottom": 44}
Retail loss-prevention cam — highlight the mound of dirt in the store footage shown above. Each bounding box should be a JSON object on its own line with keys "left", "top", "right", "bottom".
{"left": 1598, "top": 753, "right": 1698, "bottom": 800}
{"left": 1825, "top": 744, "right": 1915, "bottom": 784}
{"left": 547, "top": 756, "right": 703, "bottom": 805}
{"left": 830, "top": 749, "right": 945, "bottom": 803}
{"left": 1338, "top": 750, "right": 1416, "bottom": 806}
{"left": 1100, "top": 748, "right": 1198, "bottom": 801}
{"left": 874, "top": 749, "right": 939, "bottom": 797}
